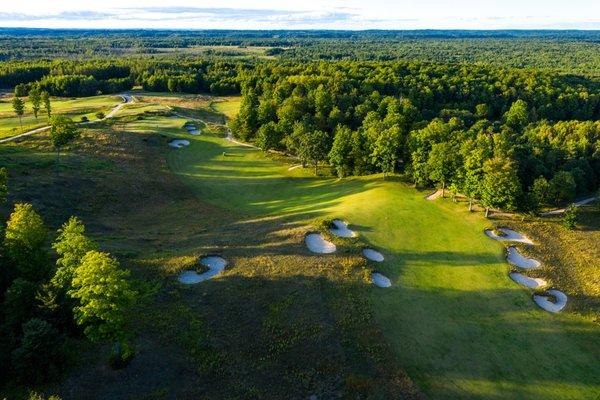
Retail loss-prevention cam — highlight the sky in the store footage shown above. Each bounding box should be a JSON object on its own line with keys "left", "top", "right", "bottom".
{"left": 0, "top": 0, "right": 599, "bottom": 30}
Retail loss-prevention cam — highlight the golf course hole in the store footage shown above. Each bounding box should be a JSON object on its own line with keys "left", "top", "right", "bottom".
{"left": 506, "top": 246, "right": 541, "bottom": 270}
{"left": 362, "top": 248, "right": 384, "bottom": 262}
{"left": 533, "top": 289, "right": 568, "bottom": 313}
{"left": 305, "top": 233, "right": 336, "bottom": 254}
{"left": 371, "top": 272, "right": 392, "bottom": 288}
{"left": 178, "top": 256, "right": 227, "bottom": 284}
{"left": 484, "top": 228, "right": 534, "bottom": 245}
{"left": 169, "top": 139, "right": 190, "bottom": 148}
{"left": 509, "top": 272, "right": 547, "bottom": 289}
{"left": 329, "top": 219, "right": 356, "bottom": 238}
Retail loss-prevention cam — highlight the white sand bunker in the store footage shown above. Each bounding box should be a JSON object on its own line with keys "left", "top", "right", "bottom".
{"left": 169, "top": 139, "right": 190, "bottom": 148}
{"left": 362, "top": 248, "right": 384, "bottom": 262}
{"left": 484, "top": 228, "right": 534, "bottom": 245}
{"left": 305, "top": 233, "right": 336, "bottom": 254}
{"left": 534, "top": 289, "right": 568, "bottom": 313}
{"left": 329, "top": 219, "right": 356, "bottom": 238}
{"left": 506, "top": 247, "right": 541, "bottom": 270}
{"left": 185, "top": 125, "right": 201, "bottom": 135}
{"left": 371, "top": 272, "right": 391, "bottom": 288}
{"left": 509, "top": 272, "right": 547, "bottom": 289}
{"left": 178, "top": 256, "right": 227, "bottom": 284}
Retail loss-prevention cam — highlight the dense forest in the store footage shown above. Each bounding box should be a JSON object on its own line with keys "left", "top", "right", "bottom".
{"left": 1, "top": 30, "right": 599, "bottom": 213}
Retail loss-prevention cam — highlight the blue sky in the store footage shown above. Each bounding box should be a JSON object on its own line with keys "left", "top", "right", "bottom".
{"left": 1, "top": 0, "right": 599, "bottom": 29}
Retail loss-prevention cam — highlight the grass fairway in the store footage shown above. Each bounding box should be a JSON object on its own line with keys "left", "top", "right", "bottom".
{"left": 160, "top": 120, "right": 600, "bottom": 400}
{"left": 0, "top": 95, "right": 121, "bottom": 138}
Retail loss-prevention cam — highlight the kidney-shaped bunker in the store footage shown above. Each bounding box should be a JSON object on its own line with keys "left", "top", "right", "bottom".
{"left": 178, "top": 256, "right": 227, "bottom": 284}
{"left": 305, "top": 233, "right": 336, "bottom": 254}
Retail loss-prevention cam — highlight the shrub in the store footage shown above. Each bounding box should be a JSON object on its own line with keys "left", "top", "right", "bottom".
{"left": 80, "top": 116, "right": 88, "bottom": 123}
{"left": 108, "top": 341, "right": 135, "bottom": 369}
{"left": 11, "top": 318, "right": 64, "bottom": 383}
{"left": 95, "top": 111, "right": 105, "bottom": 120}
{"left": 562, "top": 204, "right": 578, "bottom": 230}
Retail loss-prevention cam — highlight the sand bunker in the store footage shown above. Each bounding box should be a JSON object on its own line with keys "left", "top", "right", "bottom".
{"left": 329, "top": 219, "right": 356, "bottom": 238}
{"left": 371, "top": 272, "right": 391, "bottom": 288}
{"left": 533, "top": 289, "right": 568, "bottom": 313}
{"left": 506, "top": 247, "right": 541, "bottom": 270}
{"left": 305, "top": 233, "right": 336, "bottom": 254}
{"left": 178, "top": 256, "right": 227, "bottom": 284}
{"left": 169, "top": 139, "right": 190, "bottom": 148}
{"left": 509, "top": 272, "right": 547, "bottom": 289}
{"left": 362, "top": 248, "right": 384, "bottom": 262}
{"left": 484, "top": 228, "right": 534, "bottom": 245}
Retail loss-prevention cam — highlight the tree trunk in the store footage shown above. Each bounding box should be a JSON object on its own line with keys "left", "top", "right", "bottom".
{"left": 19, "top": 116, "right": 23, "bottom": 133}
{"left": 56, "top": 147, "right": 60, "bottom": 177}
{"left": 485, "top": 207, "right": 490, "bottom": 218}
{"left": 441, "top": 182, "right": 445, "bottom": 198}
{"left": 468, "top": 198, "right": 473, "bottom": 212}
{"left": 314, "top": 161, "right": 318, "bottom": 175}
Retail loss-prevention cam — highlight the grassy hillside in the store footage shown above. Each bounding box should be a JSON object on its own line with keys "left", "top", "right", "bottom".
{"left": 1, "top": 95, "right": 598, "bottom": 399}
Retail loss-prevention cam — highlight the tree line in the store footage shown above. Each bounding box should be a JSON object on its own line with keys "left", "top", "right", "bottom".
{"left": 231, "top": 61, "right": 600, "bottom": 212}
{"left": 0, "top": 169, "right": 137, "bottom": 385}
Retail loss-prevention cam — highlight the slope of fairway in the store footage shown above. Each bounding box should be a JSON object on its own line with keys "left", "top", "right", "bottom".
{"left": 0, "top": 95, "right": 121, "bottom": 139}
{"left": 161, "top": 119, "right": 600, "bottom": 400}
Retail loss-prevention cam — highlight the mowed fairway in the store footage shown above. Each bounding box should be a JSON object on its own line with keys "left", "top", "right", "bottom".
{"left": 155, "top": 116, "right": 600, "bottom": 400}
{"left": 0, "top": 95, "right": 122, "bottom": 138}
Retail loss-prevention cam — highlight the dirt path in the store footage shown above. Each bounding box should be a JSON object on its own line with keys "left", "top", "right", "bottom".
{"left": 0, "top": 94, "right": 133, "bottom": 144}
{"left": 541, "top": 196, "right": 597, "bottom": 216}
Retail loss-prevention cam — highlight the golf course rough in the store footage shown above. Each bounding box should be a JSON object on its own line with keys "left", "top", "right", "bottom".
{"left": 305, "top": 233, "right": 336, "bottom": 254}
{"left": 329, "top": 219, "right": 356, "bottom": 238}
{"left": 178, "top": 256, "right": 227, "bottom": 284}
{"left": 534, "top": 289, "right": 568, "bottom": 313}
{"left": 506, "top": 246, "right": 542, "bottom": 269}
{"left": 371, "top": 272, "right": 392, "bottom": 288}
{"left": 169, "top": 139, "right": 190, "bottom": 148}
{"left": 484, "top": 228, "right": 534, "bottom": 244}
{"left": 362, "top": 248, "right": 385, "bottom": 262}
{"left": 509, "top": 272, "right": 547, "bottom": 289}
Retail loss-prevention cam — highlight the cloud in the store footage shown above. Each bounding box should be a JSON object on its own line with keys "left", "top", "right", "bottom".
{"left": 0, "top": 10, "right": 114, "bottom": 21}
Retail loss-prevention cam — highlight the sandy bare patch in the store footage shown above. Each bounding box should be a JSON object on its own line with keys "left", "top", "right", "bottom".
{"left": 169, "top": 139, "right": 190, "bottom": 148}
{"left": 362, "top": 248, "right": 384, "bottom": 262}
{"left": 288, "top": 164, "right": 302, "bottom": 171}
{"left": 329, "top": 219, "right": 356, "bottom": 238}
{"left": 305, "top": 233, "right": 336, "bottom": 254}
{"left": 178, "top": 256, "right": 227, "bottom": 284}
{"left": 533, "top": 289, "right": 568, "bottom": 313}
{"left": 484, "top": 228, "right": 534, "bottom": 245}
{"left": 426, "top": 189, "right": 443, "bottom": 200}
{"left": 509, "top": 272, "right": 547, "bottom": 289}
{"left": 506, "top": 246, "right": 541, "bottom": 270}
{"left": 371, "top": 272, "right": 391, "bottom": 288}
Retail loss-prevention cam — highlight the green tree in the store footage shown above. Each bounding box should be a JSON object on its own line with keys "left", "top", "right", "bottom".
{"left": 504, "top": 99, "right": 529, "bottom": 131}
{"left": 51, "top": 216, "right": 98, "bottom": 291}
{"left": 371, "top": 126, "right": 402, "bottom": 178}
{"left": 475, "top": 103, "right": 489, "bottom": 119}
{"left": 329, "top": 125, "right": 354, "bottom": 178}
{"left": 299, "top": 130, "right": 330, "bottom": 175}
{"left": 12, "top": 96, "right": 25, "bottom": 133}
{"left": 69, "top": 251, "right": 136, "bottom": 343}
{"left": 29, "top": 88, "right": 41, "bottom": 119}
{"left": 531, "top": 176, "right": 551, "bottom": 207}
{"left": 50, "top": 115, "right": 79, "bottom": 176}
{"left": 427, "top": 141, "right": 459, "bottom": 196}
{"left": 2, "top": 278, "right": 39, "bottom": 333}
{"left": 3, "top": 203, "right": 49, "bottom": 281}
{"left": 480, "top": 157, "right": 522, "bottom": 216}
{"left": 0, "top": 167, "right": 7, "bottom": 205}
{"left": 549, "top": 171, "right": 577, "bottom": 205}
{"left": 11, "top": 318, "right": 64, "bottom": 383}
{"left": 41, "top": 91, "right": 51, "bottom": 119}
{"left": 255, "top": 121, "right": 282, "bottom": 151}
